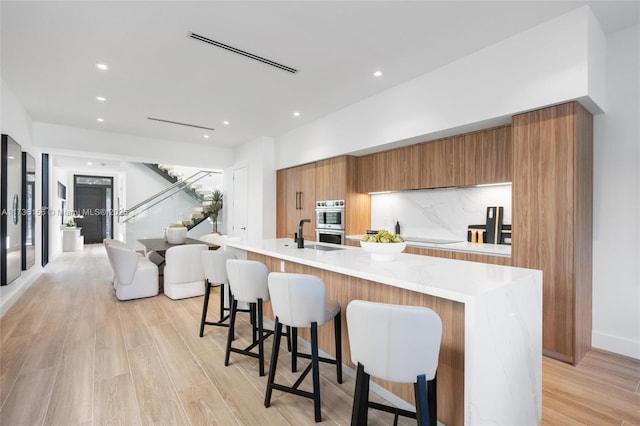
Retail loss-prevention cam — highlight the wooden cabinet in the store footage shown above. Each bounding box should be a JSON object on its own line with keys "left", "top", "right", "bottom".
{"left": 316, "top": 156, "right": 371, "bottom": 237}
{"left": 463, "top": 125, "right": 512, "bottom": 186}
{"left": 276, "top": 163, "right": 316, "bottom": 240}
{"left": 420, "top": 136, "right": 465, "bottom": 188}
{"left": 512, "top": 102, "right": 592, "bottom": 365}
{"left": 277, "top": 156, "right": 371, "bottom": 241}
{"left": 358, "top": 125, "right": 512, "bottom": 193}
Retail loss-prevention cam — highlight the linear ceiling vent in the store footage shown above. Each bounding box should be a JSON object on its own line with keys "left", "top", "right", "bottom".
{"left": 189, "top": 32, "right": 298, "bottom": 74}
{"left": 147, "top": 117, "right": 216, "bottom": 131}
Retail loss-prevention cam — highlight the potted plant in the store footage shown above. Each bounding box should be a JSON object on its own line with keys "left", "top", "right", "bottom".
{"left": 209, "top": 190, "right": 223, "bottom": 233}
{"left": 165, "top": 223, "right": 188, "bottom": 244}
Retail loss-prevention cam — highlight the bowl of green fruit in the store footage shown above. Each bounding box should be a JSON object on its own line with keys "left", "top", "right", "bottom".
{"left": 360, "top": 230, "right": 406, "bottom": 261}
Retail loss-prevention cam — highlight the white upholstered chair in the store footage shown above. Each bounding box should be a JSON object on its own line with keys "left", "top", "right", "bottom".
{"left": 199, "top": 250, "right": 236, "bottom": 336}
{"left": 105, "top": 243, "right": 159, "bottom": 301}
{"left": 346, "top": 300, "right": 443, "bottom": 426}
{"left": 163, "top": 244, "right": 208, "bottom": 300}
{"left": 224, "top": 259, "right": 273, "bottom": 376}
{"left": 264, "top": 272, "right": 343, "bottom": 423}
{"left": 104, "top": 238, "right": 132, "bottom": 287}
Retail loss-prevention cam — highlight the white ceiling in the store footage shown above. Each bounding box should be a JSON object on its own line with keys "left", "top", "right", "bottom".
{"left": 2, "top": 1, "right": 638, "bottom": 151}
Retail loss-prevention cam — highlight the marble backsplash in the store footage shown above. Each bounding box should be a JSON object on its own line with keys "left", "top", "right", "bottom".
{"left": 371, "top": 184, "right": 512, "bottom": 241}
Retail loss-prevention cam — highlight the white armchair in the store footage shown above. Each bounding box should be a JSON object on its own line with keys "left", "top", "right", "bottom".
{"left": 163, "top": 244, "right": 208, "bottom": 300}
{"left": 105, "top": 243, "right": 159, "bottom": 301}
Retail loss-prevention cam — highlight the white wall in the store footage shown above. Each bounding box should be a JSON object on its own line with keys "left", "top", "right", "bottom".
{"left": 592, "top": 24, "right": 640, "bottom": 359}
{"left": 225, "top": 136, "right": 276, "bottom": 241}
{"left": 0, "top": 79, "right": 41, "bottom": 315}
{"left": 276, "top": 6, "right": 606, "bottom": 169}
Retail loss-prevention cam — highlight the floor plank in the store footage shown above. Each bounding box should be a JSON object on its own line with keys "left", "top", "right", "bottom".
{"left": 0, "top": 244, "right": 638, "bottom": 425}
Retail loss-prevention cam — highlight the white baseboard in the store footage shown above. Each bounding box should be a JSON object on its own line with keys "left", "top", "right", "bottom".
{"left": 0, "top": 266, "right": 42, "bottom": 317}
{"left": 592, "top": 331, "right": 640, "bottom": 360}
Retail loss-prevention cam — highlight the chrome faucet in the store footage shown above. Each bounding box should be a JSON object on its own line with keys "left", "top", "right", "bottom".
{"left": 297, "top": 219, "right": 311, "bottom": 248}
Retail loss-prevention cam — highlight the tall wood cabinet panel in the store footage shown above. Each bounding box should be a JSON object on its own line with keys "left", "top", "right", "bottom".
{"left": 276, "top": 163, "right": 316, "bottom": 241}
{"left": 512, "top": 101, "right": 592, "bottom": 365}
{"left": 316, "top": 156, "right": 371, "bottom": 238}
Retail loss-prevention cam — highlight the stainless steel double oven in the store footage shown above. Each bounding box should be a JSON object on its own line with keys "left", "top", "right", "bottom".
{"left": 315, "top": 199, "right": 345, "bottom": 245}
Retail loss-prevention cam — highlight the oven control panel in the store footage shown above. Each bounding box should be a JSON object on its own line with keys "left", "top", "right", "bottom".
{"left": 316, "top": 199, "right": 345, "bottom": 208}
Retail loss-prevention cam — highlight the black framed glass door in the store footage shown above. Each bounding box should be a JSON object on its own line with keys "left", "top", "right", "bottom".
{"left": 73, "top": 175, "right": 113, "bottom": 244}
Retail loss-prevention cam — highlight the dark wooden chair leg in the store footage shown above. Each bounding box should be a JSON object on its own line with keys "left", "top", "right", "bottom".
{"left": 264, "top": 318, "right": 282, "bottom": 408}
{"left": 334, "top": 312, "right": 343, "bottom": 383}
{"left": 310, "top": 322, "right": 321, "bottom": 422}
{"left": 218, "top": 283, "right": 227, "bottom": 322}
{"left": 224, "top": 299, "right": 238, "bottom": 367}
{"left": 428, "top": 374, "right": 437, "bottom": 426}
{"left": 257, "top": 298, "right": 265, "bottom": 376}
{"left": 199, "top": 280, "right": 212, "bottom": 337}
{"left": 351, "top": 362, "right": 369, "bottom": 426}
{"left": 415, "top": 374, "right": 428, "bottom": 426}
{"left": 291, "top": 327, "right": 298, "bottom": 372}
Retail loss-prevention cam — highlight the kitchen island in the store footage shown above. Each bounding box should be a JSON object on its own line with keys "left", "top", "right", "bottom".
{"left": 226, "top": 238, "right": 542, "bottom": 426}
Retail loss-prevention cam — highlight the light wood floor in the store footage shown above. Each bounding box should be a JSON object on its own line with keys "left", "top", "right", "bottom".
{"left": 0, "top": 244, "right": 639, "bottom": 426}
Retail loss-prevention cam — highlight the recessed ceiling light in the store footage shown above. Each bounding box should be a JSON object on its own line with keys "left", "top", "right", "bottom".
{"left": 223, "top": 121, "right": 230, "bottom": 125}
{"left": 96, "top": 96, "right": 107, "bottom": 102}
{"left": 96, "top": 63, "right": 108, "bottom": 71}
{"left": 87, "top": 162, "right": 93, "bottom": 166}
{"left": 373, "top": 70, "right": 383, "bottom": 77}
{"left": 204, "top": 134, "right": 209, "bottom": 139}
{"left": 293, "top": 112, "right": 301, "bottom": 117}
{"left": 96, "top": 118, "right": 104, "bottom": 122}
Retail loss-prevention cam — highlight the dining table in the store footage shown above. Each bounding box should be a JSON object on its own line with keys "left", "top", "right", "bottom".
{"left": 137, "top": 237, "right": 220, "bottom": 257}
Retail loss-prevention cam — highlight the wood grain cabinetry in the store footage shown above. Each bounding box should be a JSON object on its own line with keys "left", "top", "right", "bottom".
{"left": 462, "top": 125, "right": 512, "bottom": 186}
{"left": 512, "top": 102, "right": 593, "bottom": 365}
{"left": 357, "top": 125, "right": 512, "bottom": 193}
{"left": 316, "top": 156, "right": 371, "bottom": 238}
{"left": 277, "top": 156, "right": 371, "bottom": 241}
{"left": 276, "top": 163, "right": 316, "bottom": 240}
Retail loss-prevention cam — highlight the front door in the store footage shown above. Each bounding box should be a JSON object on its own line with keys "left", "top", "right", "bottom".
{"left": 74, "top": 175, "right": 113, "bottom": 244}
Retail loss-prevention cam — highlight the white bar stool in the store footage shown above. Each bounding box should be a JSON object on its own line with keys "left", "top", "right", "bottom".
{"left": 346, "top": 300, "right": 443, "bottom": 426}
{"left": 199, "top": 250, "right": 236, "bottom": 336}
{"left": 225, "top": 259, "right": 273, "bottom": 376}
{"left": 264, "top": 272, "right": 343, "bottom": 423}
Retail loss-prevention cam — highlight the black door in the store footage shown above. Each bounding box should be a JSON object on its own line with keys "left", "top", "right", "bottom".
{"left": 74, "top": 175, "right": 113, "bottom": 244}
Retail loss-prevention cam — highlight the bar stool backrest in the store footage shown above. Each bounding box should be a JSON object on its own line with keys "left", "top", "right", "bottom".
{"left": 226, "top": 259, "right": 270, "bottom": 303}
{"left": 267, "top": 273, "right": 328, "bottom": 327}
{"left": 202, "top": 250, "right": 236, "bottom": 285}
{"left": 346, "top": 300, "right": 442, "bottom": 383}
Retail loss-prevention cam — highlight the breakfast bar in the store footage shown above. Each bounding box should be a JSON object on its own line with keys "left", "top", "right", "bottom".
{"left": 226, "top": 238, "right": 542, "bottom": 426}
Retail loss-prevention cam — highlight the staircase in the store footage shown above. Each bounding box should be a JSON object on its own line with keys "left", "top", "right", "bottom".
{"left": 143, "top": 163, "right": 216, "bottom": 230}
{"left": 122, "top": 166, "right": 220, "bottom": 231}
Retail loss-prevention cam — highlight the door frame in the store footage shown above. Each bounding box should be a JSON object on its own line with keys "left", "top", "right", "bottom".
{"left": 73, "top": 174, "right": 114, "bottom": 243}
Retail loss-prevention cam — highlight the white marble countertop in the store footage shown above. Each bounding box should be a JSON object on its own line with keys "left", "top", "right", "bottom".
{"left": 226, "top": 238, "right": 537, "bottom": 304}
{"left": 346, "top": 234, "right": 511, "bottom": 257}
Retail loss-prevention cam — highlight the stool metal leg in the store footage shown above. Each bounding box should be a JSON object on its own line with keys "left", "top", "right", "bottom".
{"left": 351, "top": 362, "right": 370, "bottom": 426}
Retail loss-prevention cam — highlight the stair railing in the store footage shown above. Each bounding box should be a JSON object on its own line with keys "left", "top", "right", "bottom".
{"left": 120, "top": 170, "right": 216, "bottom": 224}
